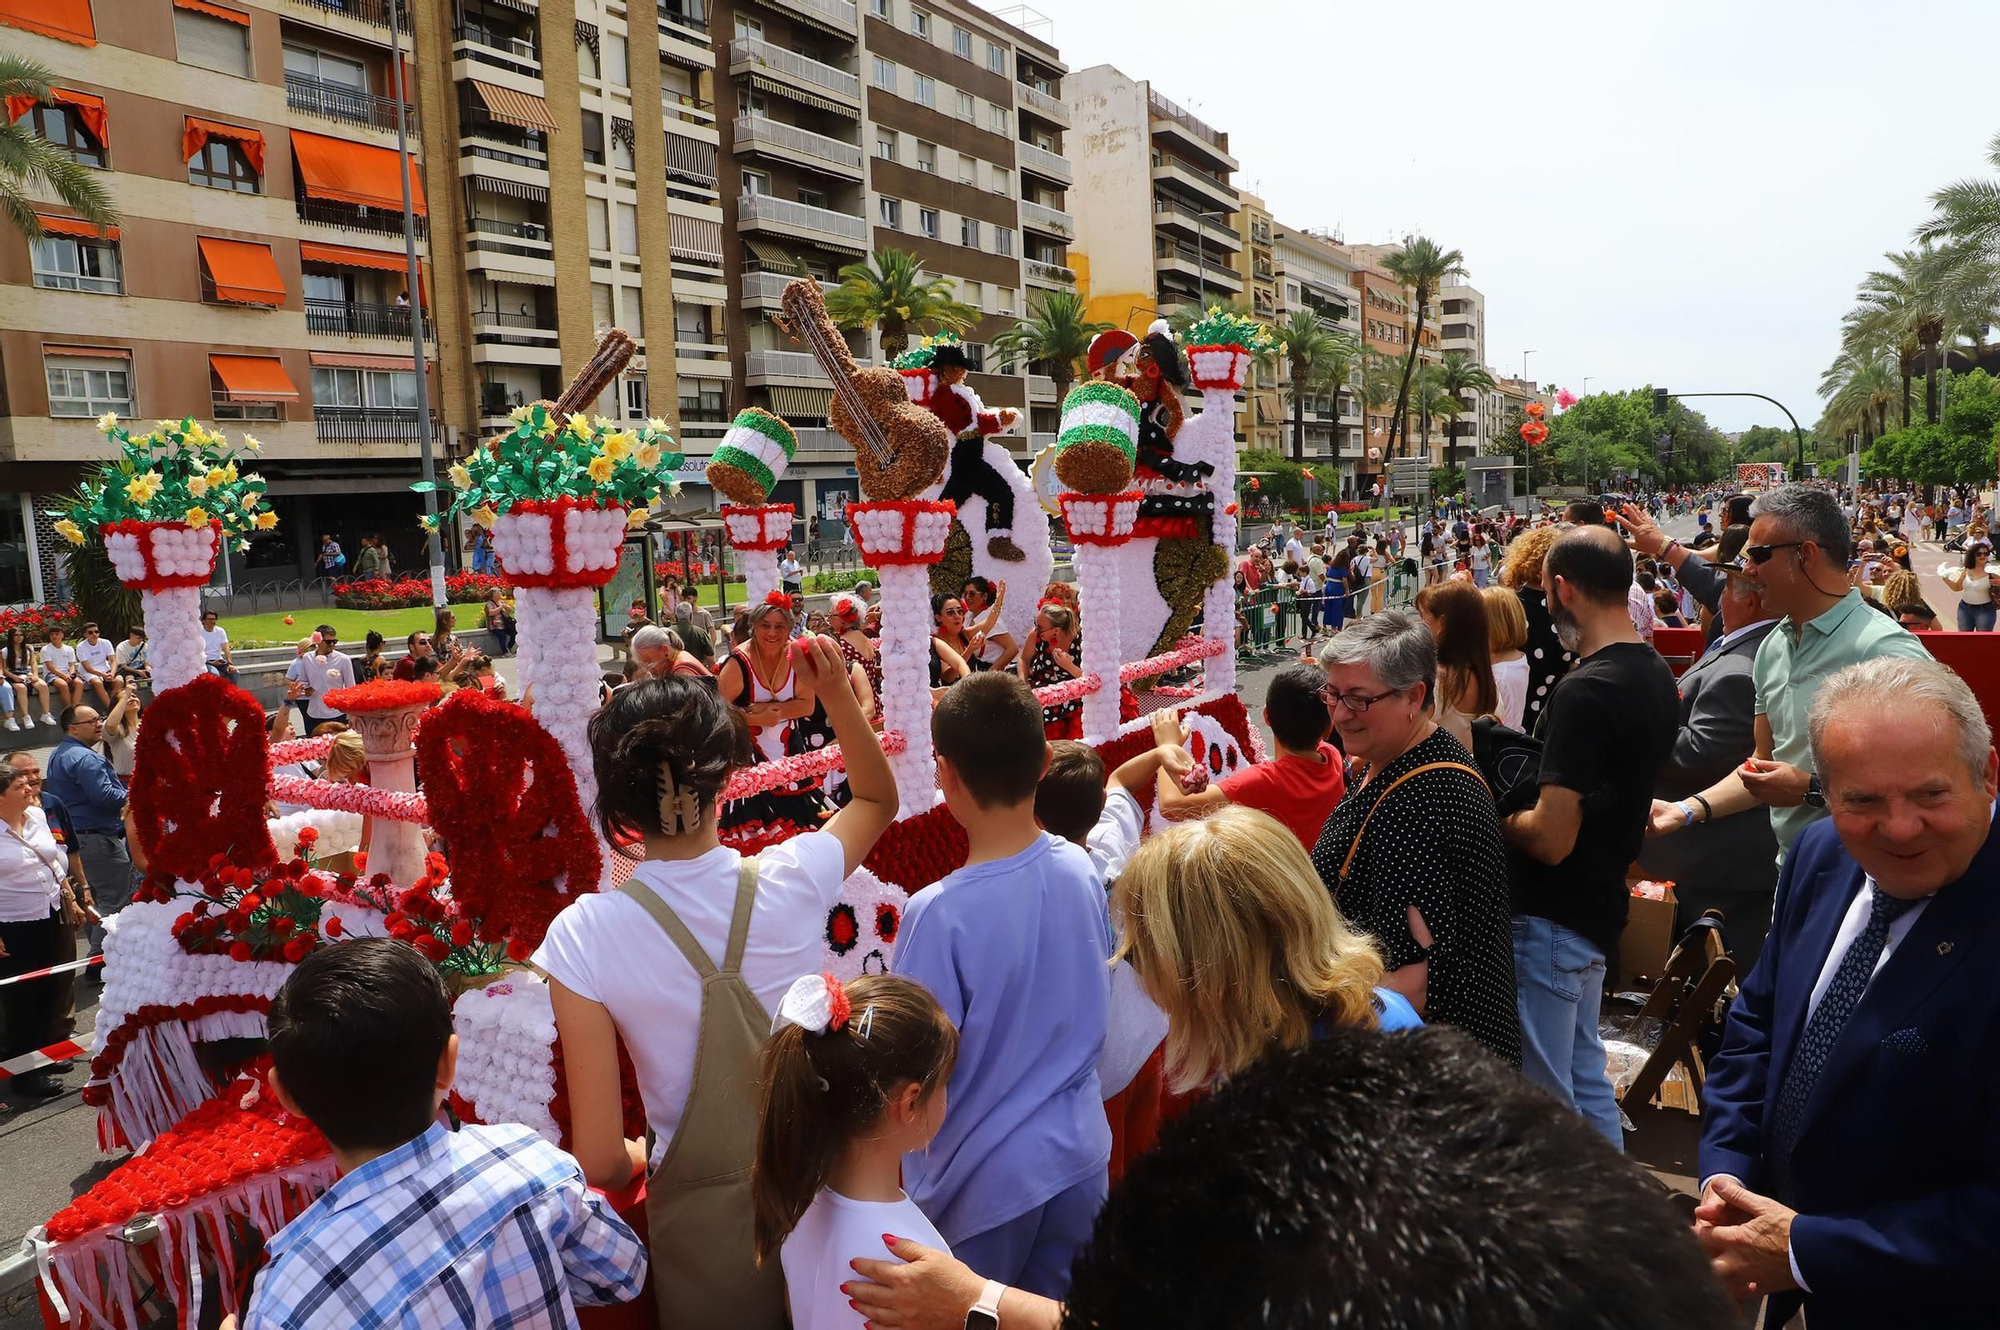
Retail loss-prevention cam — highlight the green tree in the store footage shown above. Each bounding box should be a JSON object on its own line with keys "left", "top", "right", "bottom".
{"left": 824, "top": 247, "right": 978, "bottom": 359}
{"left": 989, "top": 290, "right": 1112, "bottom": 405}
{"left": 1919, "top": 131, "right": 2000, "bottom": 268}
{"left": 1379, "top": 237, "right": 1464, "bottom": 460}
{"left": 1432, "top": 351, "right": 1495, "bottom": 473}
{"left": 1270, "top": 309, "right": 1359, "bottom": 465}
{"left": 0, "top": 54, "right": 117, "bottom": 240}
{"left": 1849, "top": 247, "right": 1973, "bottom": 425}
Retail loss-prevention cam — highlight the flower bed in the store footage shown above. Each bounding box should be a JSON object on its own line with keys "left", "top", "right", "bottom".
{"left": 654, "top": 559, "right": 719, "bottom": 586}
{"left": 332, "top": 571, "right": 510, "bottom": 609}
{"left": 0, "top": 602, "right": 82, "bottom": 640}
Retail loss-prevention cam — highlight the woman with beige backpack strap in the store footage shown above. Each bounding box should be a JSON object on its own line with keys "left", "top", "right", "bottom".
{"left": 536, "top": 637, "right": 896, "bottom": 1328}
{"left": 1307, "top": 610, "right": 1523, "bottom": 1067}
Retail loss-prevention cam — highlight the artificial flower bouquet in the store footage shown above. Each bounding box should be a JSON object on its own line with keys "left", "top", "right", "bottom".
{"left": 1182, "top": 307, "right": 1276, "bottom": 393}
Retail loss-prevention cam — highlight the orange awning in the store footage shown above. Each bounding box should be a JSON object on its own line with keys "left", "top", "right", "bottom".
{"left": 173, "top": 0, "right": 248, "bottom": 22}
{"left": 310, "top": 352, "right": 429, "bottom": 371}
{"left": 468, "top": 80, "right": 556, "bottom": 133}
{"left": 4, "top": 87, "right": 106, "bottom": 144}
{"left": 209, "top": 355, "right": 299, "bottom": 401}
{"left": 290, "top": 130, "right": 426, "bottom": 214}
{"left": 198, "top": 237, "right": 285, "bottom": 306}
{"left": 183, "top": 116, "right": 265, "bottom": 175}
{"left": 0, "top": 0, "right": 96, "bottom": 45}
{"left": 301, "top": 239, "right": 427, "bottom": 303}
{"left": 37, "top": 214, "right": 117, "bottom": 241}
{"left": 45, "top": 344, "right": 129, "bottom": 359}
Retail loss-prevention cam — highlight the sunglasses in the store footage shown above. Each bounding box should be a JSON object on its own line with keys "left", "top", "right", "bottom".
{"left": 1743, "top": 541, "right": 1805, "bottom": 564}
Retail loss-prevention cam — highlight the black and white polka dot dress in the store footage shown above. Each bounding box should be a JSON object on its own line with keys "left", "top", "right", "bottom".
{"left": 1516, "top": 587, "right": 1576, "bottom": 734}
{"left": 1310, "top": 727, "right": 1522, "bottom": 1066}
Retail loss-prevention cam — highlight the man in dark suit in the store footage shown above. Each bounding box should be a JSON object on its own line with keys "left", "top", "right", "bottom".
{"left": 1697, "top": 655, "right": 2000, "bottom": 1327}
{"left": 1638, "top": 560, "right": 1781, "bottom": 973}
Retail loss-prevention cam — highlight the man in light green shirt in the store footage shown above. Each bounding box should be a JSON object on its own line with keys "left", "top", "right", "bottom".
{"left": 1647, "top": 485, "right": 1930, "bottom": 861}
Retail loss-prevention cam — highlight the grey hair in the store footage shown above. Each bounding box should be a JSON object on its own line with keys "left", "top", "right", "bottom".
{"left": 631, "top": 625, "right": 676, "bottom": 653}
{"left": 1809, "top": 657, "right": 1991, "bottom": 783}
{"left": 1750, "top": 484, "right": 1849, "bottom": 565}
{"left": 0, "top": 762, "right": 30, "bottom": 796}
{"left": 1316, "top": 608, "right": 1437, "bottom": 706}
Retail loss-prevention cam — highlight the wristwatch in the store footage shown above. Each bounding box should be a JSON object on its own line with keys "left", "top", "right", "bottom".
{"left": 965, "top": 1279, "right": 1006, "bottom": 1329}
{"left": 1804, "top": 773, "right": 1826, "bottom": 808}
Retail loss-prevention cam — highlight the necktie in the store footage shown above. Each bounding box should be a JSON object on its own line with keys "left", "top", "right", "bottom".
{"left": 1770, "top": 886, "right": 1921, "bottom": 1193}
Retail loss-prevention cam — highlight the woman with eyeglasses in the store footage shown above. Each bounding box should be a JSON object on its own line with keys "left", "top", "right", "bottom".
{"left": 1306, "top": 610, "right": 1521, "bottom": 1066}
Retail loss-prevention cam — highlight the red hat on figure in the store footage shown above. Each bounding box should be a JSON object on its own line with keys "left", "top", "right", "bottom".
{"left": 1086, "top": 329, "right": 1138, "bottom": 379}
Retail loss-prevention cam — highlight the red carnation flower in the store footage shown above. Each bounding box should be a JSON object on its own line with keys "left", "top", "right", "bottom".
{"left": 450, "top": 920, "right": 473, "bottom": 947}
{"left": 506, "top": 937, "right": 533, "bottom": 962}
{"left": 323, "top": 915, "right": 344, "bottom": 937}
{"left": 229, "top": 941, "right": 252, "bottom": 962}
{"left": 269, "top": 916, "right": 295, "bottom": 935}
{"left": 283, "top": 937, "right": 313, "bottom": 962}
{"left": 414, "top": 933, "right": 449, "bottom": 961}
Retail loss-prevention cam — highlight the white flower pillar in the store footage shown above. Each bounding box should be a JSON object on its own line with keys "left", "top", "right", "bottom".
{"left": 1185, "top": 345, "right": 1252, "bottom": 697}
{"left": 102, "top": 520, "right": 220, "bottom": 692}
{"left": 848, "top": 500, "right": 956, "bottom": 820}
{"left": 490, "top": 499, "right": 627, "bottom": 886}
{"left": 1058, "top": 492, "right": 1143, "bottom": 742}
{"left": 341, "top": 693, "right": 433, "bottom": 888}
{"left": 721, "top": 504, "right": 793, "bottom": 605}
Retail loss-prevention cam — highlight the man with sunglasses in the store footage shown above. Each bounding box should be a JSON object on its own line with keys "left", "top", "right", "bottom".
{"left": 1644, "top": 484, "right": 1929, "bottom": 865}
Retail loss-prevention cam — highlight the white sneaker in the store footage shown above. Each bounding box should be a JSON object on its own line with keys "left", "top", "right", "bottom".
{"left": 40, "top": 713, "right": 55, "bottom": 725}
{"left": 2, "top": 718, "right": 16, "bottom": 731}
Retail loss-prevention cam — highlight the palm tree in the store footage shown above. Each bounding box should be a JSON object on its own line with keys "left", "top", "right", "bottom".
{"left": 1379, "top": 236, "right": 1464, "bottom": 459}
{"left": 1918, "top": 131, "right": 2000, "bottom": 264}
{"left": 1270, "top": 309, "right": 1359, "bottom": 464}
{"left": 990, "top": 290, "right": 1113, "bottom": 404}
{"left": 0, "top": 54, "right": 117, "bottom": 240}
{"left": 1357, "top": 353, "right": 1401, "bottom": 465}
{"left": 1432, "top": 350, "right": 1496, "bottom": 473}
{"left": 1819, "top": 350, "right": 1898, "bottom": 448}
{"left": 824, "top": 247, "right": 979, "bottom": 360}
{"left": 1849, "top": 248, "right": 1969, "bottom": 424}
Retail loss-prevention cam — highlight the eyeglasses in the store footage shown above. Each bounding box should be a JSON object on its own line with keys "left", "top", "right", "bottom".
{"left": 1320, "top": 686, "right": 1400, "bottom": 714}
{"left": 1743, "top": 541, "right": 1805, "bottom": 565}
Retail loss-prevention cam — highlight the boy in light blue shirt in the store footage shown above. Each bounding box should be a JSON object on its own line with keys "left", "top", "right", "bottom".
{"left": 894, "top": 672, "right": 1112, "bottom": 1300}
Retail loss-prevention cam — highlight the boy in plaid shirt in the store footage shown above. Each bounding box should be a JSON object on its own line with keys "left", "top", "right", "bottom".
{"left": 242, "top": 939, "right": 647, "bottom": 1329}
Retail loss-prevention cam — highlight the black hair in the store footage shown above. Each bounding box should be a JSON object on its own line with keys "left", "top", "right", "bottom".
{"left": 57, "top": 705, "right": 86, "bottom": 730}
{"left": 266, "top": 938, "right": 452, "bottom": 1152}
{"left": 411, "top": 657, "right": 440, "bottom": 681}
{"left": 1036, "top": 739, "right": 1106, "bottom": 843}
{"left": 590, "top": 676, "right": 753, "bottom": 843}
{"left": 365, "top": 630, "right": 384, "bottom": 652}
{"left": 1140, "top": 329, "right": 1188, "bottom": 390}
{"left": 1563, "top": 499, "right": 1606, "bottom": 527}
{"left": 963, "top": 575, "right": 996, "bottom": 606}
{"left": 315, "top": 624, "right": 336, "bottom": 641}
{"left": 1725, "top": 493, "right": 1754, "bottom": 525}
{"left": 933, "top": 671, "right": 1046, "bottom": 808}
{"left": 931, "top": 592, "right": 965, "bottom": 625}
{"left": 1545, "top": 525, "right": 1633, "bottom": 606}
{"left": 1063, "top": 1026, "right": 1739, "bottom": 1330}
{"left": 1265, "top": 664, "right": 1332, "bottom": 752}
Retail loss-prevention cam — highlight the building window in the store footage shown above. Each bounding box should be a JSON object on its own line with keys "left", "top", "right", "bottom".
{"left": 952, "top": 25, "right": 971, "bottom": 57}
{"left": 913, "top": 74, "right": 934, "bottom": 107}
{"left": 175, "top": 7, "right": 251, "bottom": 77}
{"left": 588, "top": 197, "right": 610, "bottom": 249}
{"left": 314, "top": 366, "right": 416, "bottom": 409}
{"left": 919, "top": 207, "right": 938, "bottom": 238}
{"left": 873, "top": 57, "right": 895, "bottom": 91}
{"left": 960, "top": 216, "right": 978, "bottom": 248}
{"left": 32, "top": 234, "right": 121, "bottom": 294}
{"left": 868, "top": 0, "right": 888, "bottom": 14}
{"left": 797, "top": 186, "right": 826, "bottom": 209}
{"left": 915, "top": 140, "right": 936, "bottom": 172}
{"left": 958, "top": 156, "right": 975, "bottom": 184}
{"left": 962, "top": 278, "right": 982, "bottom": 307}
{"left": 910, "top": 8, "right": 930, "bottom": 38}
{"left": 955, "top": 90, "right": 973, "bottom": 120}
{"left": 605, "top": 32, "right": 629, "bottom": 85}
{"left": 45, "top": 353, "right": 132, "bottom": 418}
{"left": 680, "top": 379, "right": 727, "bottom": 422}
{"left": 624, "top": 374, "right": 648, "bottom": 419}
{"left": 26, "top": 104, "right": 106, "bottom": 167}
{"left": 742, "top": 168, "right": 770, "bottom": 196}
{"left": 990, "top": 104, "right": 1008, "bottom": 133}
{"left": 994, "top": 285, "right": 1015, "bottom": 314}
{"left": 581, "top": 111, "right": 605, "bottom": 165}
{"left": 187, "top": 140, "right": 259, "bottom": 193}
{"left": 617, "top": 202, "right": 639, "bottom": 255}
{"left": 876, "top": 135, "right": 896, "bottom": 160}
{"left": 733, "top": 12, "right": 762, "bottom": 38}
{"left": 611, "top": 129, "right": 635, "bottom": 172}
{"left": 993, "top": 225, "right": 1013, "bottom": 256}
{"left": 879, "top": 196, "right": 903, "bottom": 228}
{"left": 987, "top": 43, "right": 1006, "bottom": 74}
{"left": 991, "top": 167, "right": 1008, "bottom": 196}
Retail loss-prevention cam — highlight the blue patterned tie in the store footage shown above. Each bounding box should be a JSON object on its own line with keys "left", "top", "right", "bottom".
{"left": 1770, "top": 886, "right": 1920, "bottom": 1192}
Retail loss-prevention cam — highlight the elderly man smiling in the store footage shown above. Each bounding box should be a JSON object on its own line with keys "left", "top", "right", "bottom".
{"left": 1697, "top": 656, "right": 2000, "bottom": 1328}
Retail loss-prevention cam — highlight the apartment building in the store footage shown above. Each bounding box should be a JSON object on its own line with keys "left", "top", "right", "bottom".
{"left": 0, "top": 0, "right": 446, "bottom": 600}
{"left": 1270, "top": 222, "right": 1365, "bottom": 492}
{"left": 1233, "top": 191, "right": 1279, "bottom": 455}
{"left": 1066, "top": 63, "right": 1241, "bottom": 336}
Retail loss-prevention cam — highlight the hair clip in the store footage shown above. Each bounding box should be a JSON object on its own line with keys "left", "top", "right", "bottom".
{"left": 854, "top": 1004, "right": 876, "bottom": 1041}
{"left": 656, "top": 761, "right": 702, "bottom": 835}
{"left": 774, "top": 972, "right": 850, "bottom": 1036}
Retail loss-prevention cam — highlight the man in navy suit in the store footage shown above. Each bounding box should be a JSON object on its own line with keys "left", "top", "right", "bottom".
{"left": 1698, "top": 655, "right": 2000, "bottom": 1327}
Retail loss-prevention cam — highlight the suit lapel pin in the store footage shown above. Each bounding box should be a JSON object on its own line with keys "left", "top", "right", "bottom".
{"left": 1938, "top": 941, "right": 1954, "bottom": 956}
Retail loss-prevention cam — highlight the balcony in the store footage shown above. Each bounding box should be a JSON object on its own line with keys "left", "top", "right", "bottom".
{"left": 1147, "top": 88, "right": 1237, "bottom": 173}
{"left": 314, "top": 405, "right": 440, "bottom": 442}
{"left": 762, "top": 0, "right": 857, "bottom": 34}
{"left": 1152, "top": 155, "right": 1236, "bottom": 210}
{"left": 1155, "top": 242, "right": 1243, "bottom": 291}
{"left": 1016, "top": 142, "right": 1072, "bottom": 185}
{"left": 472, "top": 308, "right": 559, "bottom": 346}
{"left": 746, "top": 348, "right": 871, "bottom": 381}
{"left": 729, "top": 37, "right": 860, "bottom": 106}
{"left": 451, "top": 27, "right": 541, "bottom": 77}
{"left": 1151, "top": 194, "right": 1240, "bottom": 248}
{"left": 285, "top": 74, "right": 413, "bottom": 133}
{"left": 738, "top": 193, "right": 867, "bottom": 249}
{"left": 790, "top": 427, "right": 849, "bottom": 457}
{"left": 734, "top": 115, "right": 863, "bottom": 177}
{"left": 305, "top": 298, "right": 433, "bottom": 340}
{"left": 1027, "top": 375, "right": 1056, "bottom": 403}
{"left": 297, "top": 198, "right": 428, "bottom": 239}
{"left": 1017, "top": 83, "right": 1067, "bottom": 126}
{"left": 657, "top": 0, "right": 710, "bottom": 34}
{"left": 289, "top": 0, "right": 389, "bottom": 24}
{"left": 1030, "top": 431, "right": 1056, "bottom": 453}
{"left": 740, "top": 270, "right": 832, "bottom": 307}
{"left": 1020, "top": 200, "right": 1073, "bottom": 239}
{"left": 459, "top": 111, "right": 548, "bottom": 170}
{"left": 1025, "top": 259, "right": 1075, "bottom": 287}
{"left": 664, "top": 92, "right": 717, "bottom": 129}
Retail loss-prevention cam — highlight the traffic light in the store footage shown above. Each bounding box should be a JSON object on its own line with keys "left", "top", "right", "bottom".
{"left": 1652, "top": 388, "right": 1671, "bottom": 416}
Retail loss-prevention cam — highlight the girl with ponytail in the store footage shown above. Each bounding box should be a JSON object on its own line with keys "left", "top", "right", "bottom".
{"left": 534, "top": 637, "right": 897, "bottom": 1329}
{"left": 753, "top": 973, "right": 958, "bottom": 1328}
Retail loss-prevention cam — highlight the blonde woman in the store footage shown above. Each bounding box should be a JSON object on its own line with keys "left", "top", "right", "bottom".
{"left": 319, "top": 732, "right": 369, "bottom": 874}
{"left": 1498, "top": 525, "right": 1575, "bottom": 732}
{"left": 1481, "top": 584, "right": 1530, "bottom": 729}
{"left": 1111, "top": 805, "right": 1419, "bottom": 1093}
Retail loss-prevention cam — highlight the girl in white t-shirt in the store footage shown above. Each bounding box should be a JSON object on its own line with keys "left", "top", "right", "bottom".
{"left": 753, "top": 973, "right": 959, "bottom": 1330}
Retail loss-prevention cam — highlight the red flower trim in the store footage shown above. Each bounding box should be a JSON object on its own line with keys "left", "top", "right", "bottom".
{"left": 720, "top": 503, "right": 794, "bottom": 552}
{"left": 323, "top": 678, "right": 442, "bottom": 713}
{"left": 844, "top": 499, "right": 957, "bottom": 567}
{"left": 86, "top": 994, "right": 273, "bottom": 1090}
{"left": 494, "top": 496, "right": 628, "bottom": 589}
{"left": 99, "top": 519, "right": 223, "bottom": 591}
{"left": 1131, "top": 515, "right": 1203, "bottom": 541}
{"left": 129, "top": 673, "right": 278, "bottom": 879}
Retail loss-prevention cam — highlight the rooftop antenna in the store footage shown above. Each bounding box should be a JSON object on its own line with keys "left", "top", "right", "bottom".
{"left": 985, "top": 3, "right": 1055, "bottom": 41}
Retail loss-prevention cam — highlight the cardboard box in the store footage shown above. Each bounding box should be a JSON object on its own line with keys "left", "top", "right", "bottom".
{"left": 1619, "top": 885, "right": 1680, "bottom": 985}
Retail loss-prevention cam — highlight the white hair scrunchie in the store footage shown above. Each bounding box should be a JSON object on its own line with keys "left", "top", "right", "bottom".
{"left": 773, "top": 971, "right": 850, "bottom": 1035}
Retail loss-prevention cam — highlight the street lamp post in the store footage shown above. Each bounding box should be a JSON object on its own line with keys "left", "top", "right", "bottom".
{"left": 1579, "top": 376, "right": 1593, "bottom": 494}
{"left": 387, "top": 0, "right": 446, "bottom": 611}
{"left": 1653, "top": 388, "right": 1809, "bottom": 478}
{"left": 1522, "top": 349, "right": 1535, "bottom": 384}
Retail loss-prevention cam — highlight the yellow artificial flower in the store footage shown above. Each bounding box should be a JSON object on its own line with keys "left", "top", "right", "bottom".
{"left": 626, "top": 506, "right": 651, "bottom": 526}
{"left": 635, "top": 443, "right": 662, "bottom": 470}
{"left": 186, "top": 475, "right": 209, "bottom": 498}
{"left": 184, "top": 505, "right": 211, "bottom": 528}
{"left": 255, "top": 510, "right": 279, "bottom": 530}
{"left": 590, "top": 414, "right": 612, "bottom": 430}
{"left": 471, "top": 505, "right": 499, "bottom": 529}
{"left": 601, "top": 431, "right": 635, "bottom": 461}
{"left": 53, "top": 518, "right": 86, "bottom": 546}
{"left": 645, "top": 417, "right": 671, "bottom": 436}
{"left": 242, "top": 435, "right": 262, "bottom": 452}
{"left": 206, "top": 467, "right": 228, "bottom": 487}
{"left": 236, "top": 538, "right": 251, "bottom": 553}
{"left": 421, "top": 513, "right": 439, "bottom": 532}
{"left": 565, "top": 414, "right": 592, "bottom": 441}
{"left": 240, "top": 489, "right": 261, "bottom": 510}
{"left": 586, "top": 454, "right": 617, "bottom": 484}
{"left": 126, "top": 472, "right": 163, "bottom": 505}
{"left": 508, "top": 404, "right": 533, "bottom": 424}
{"left": 223, "top": 462, "right": 238, "bottom": 482}
{"left": 448, "top": 462, "right": 473, "bottom": 489}
{"left": 96, "top": 412, "right": 118, "bottom": 432}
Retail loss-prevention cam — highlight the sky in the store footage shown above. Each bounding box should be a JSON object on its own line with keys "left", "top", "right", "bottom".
{"left": 989, "top": 0, "right": 2000, "bottom": 432}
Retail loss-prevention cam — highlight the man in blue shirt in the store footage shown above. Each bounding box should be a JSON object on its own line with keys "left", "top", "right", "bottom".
{"left": 45, "top": 706, "right": 130, "bottom": 962}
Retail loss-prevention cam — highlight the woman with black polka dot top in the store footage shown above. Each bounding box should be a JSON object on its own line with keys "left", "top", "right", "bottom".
{"left": 1499, "top": 527, "right": 1576, "bottom": 734}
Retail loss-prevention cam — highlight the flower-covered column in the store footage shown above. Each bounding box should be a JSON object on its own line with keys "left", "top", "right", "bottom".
{"left": 326, "top": 681, "right": 441, "bottom": 888}
{"left": 708, "top": 408, "right": 801, "bottom": 605}
{"left": 848, "top": 500, "right": 955, "bottom": 820}
{"left": 721, "top": 504, "right": 793, "bottom": 605}
{"left": 1058, "top": 492, "right": 1142, "bottom": 742}
{"left": 102, "top": 521, "right": 220, "bottom": 692}
{"left": 1186, "top": 335, "right": 1264, "bottom": 698}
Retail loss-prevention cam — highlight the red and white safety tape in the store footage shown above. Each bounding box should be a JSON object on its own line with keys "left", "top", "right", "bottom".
{"left": 0, "top": 955, "right": 102, "bottom": 989}
{"left": 0, "top": 1030, "right": 91, "bottom": 1081}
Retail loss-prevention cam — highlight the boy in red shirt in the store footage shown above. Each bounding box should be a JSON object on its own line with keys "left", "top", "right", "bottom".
{"left": 1153, "top": 665, "right": 1346, "bottom": 848}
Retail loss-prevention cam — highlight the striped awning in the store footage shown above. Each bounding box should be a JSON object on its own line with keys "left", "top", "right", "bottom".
{"left": 209, "top": 354, "right": 299, "bottom": 401}
{"left": 484, "top": 267, "right": 555, "bottom": 288}
{"left": 465, "top": 172, "right": 548, "bottom": 203}
{"left": 742, "top": 239, "right": 800, "bottom": 272}
{"left": 1255, "top": 397, "right": 1282, "bottom": 424}
{"left": 665, "top": 133, "right": 718, "bottom": 185}
{"left": 670, "top": 214, "right": 723, "bottom": 264}
{"left": 310, "top": 351, "right": 429, "bottom": 370}
{"left": 769, "top": 387, "right": 831, "bottom": 419}
{"left": 483, "top": 0, "right": 536, "bottom": 11}
{"left": 748, "top": 74, "right": 851, "bottom": 118}
{"left": 469, "top": 80, "right": 556, "bottom": 133}
{"left": 45, "top": 343, "right": 128, "bottom": 359}
{"left": 37, "top": 213, "right": 116, "bottom": 240}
